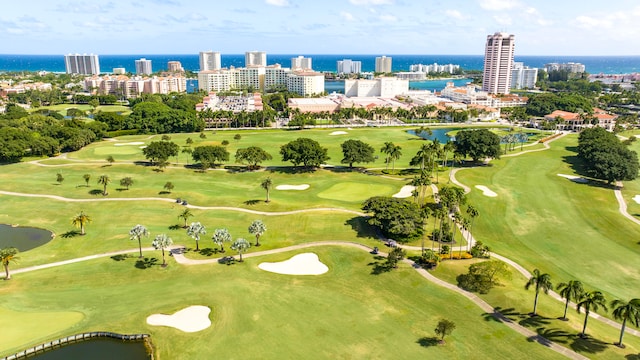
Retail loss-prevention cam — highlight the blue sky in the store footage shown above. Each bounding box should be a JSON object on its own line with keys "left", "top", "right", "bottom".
{"left": 1, "top": 0, "right": 639, "bottom": 55}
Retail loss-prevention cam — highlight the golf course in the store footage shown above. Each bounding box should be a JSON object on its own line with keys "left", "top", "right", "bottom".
{"left": 1, "top": 126, "right": 640, "bottom": 359}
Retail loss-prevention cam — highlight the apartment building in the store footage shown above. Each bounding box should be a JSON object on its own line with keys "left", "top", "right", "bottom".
{"left": 482, "top": 32, "right": 515, "bottom": 94}
{"left": 64, "top": 54, "right": 100, "bottom": 75}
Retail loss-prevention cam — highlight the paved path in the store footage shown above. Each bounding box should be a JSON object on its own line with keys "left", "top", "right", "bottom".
{"left": 0, "top": 190, "right": 365, "bottom": 217}
{"left": 613, "top": 181, "right": 640, "bottom": 226}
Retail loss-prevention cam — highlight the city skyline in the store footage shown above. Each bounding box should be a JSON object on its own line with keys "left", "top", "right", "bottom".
{"left": 1, "top": 0, "right": 639, "bottom": 56}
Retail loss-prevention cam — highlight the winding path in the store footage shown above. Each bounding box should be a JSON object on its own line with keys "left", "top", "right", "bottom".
{"left": 2, "top": 241, "right": 586, "bottom": 360}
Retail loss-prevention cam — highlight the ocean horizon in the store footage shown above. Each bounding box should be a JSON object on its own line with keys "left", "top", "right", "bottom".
{"left": 1, "top": 54, "right": 640, "bottom": 75}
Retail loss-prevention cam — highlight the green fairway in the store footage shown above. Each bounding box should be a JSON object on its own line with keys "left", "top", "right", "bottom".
{"left": 317, "top": 182, "right": 394, "bottom": 202}
{"left": 455, "top": 135, "right": 640, "bottom": 302}
{"left": 0, "top": 247, "right": 564, "bottom": 359}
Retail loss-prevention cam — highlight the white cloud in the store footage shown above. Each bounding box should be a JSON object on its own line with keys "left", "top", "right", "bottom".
{"left": 265, "top": 0, "right": 289, "bottom": 6}
{"left": 379, "top": 14, "right": 397, "bottom": 22}
{"left": 573, "top": 15, "right": 611, "bottom": 29}
{"left": 493, "top": 15, "right": 512, "bottom": 26}
{"left": 340, "top": 11, "right": 355, "bottom": 21}
{"left": 349, "top": 0, "right": 393, "bottom": 5}
{"left": 445, "top": 9, "right": 468, "bottom": 20}
{"left": 478, "top": 0, "right": 519, "bottom": 11}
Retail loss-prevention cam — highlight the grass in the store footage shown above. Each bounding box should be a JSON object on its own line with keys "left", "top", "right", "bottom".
{"left": 0, "top": 246, "right": 565, "bottom": 359}
{"left": 29, "top": 104, "right": 131, "bottom": 116}
{"left": 431, "top": 259, "right": 640, "bottom": 359}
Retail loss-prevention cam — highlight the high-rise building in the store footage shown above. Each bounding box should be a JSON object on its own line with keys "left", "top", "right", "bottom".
{"left": 482, "top": 32, "right": 515, "bottom": 94}
{"left": 245, "top": 51, "right": 267, "bottom": 67}
{"left": 167, "top": 61, "right": 183, "bottom": 72}
{"left": 199, "top": 51, "right": 221, "bottom": 71}
{"left": 135, "top": 58, "right": 153, "bottom": 75}
{"left": 64, "top": 54, "right": 100, "bottom": 75}
{"left": 286, "top": 71, "right": 324, "bottom": 97}
{"left": 291, "top": 56, "right": 312, "bottom": 70}
{"left": 337, "top": 59, "right": 362, "bottom": 74}
{"left": 511, "top": 62, "right": 538, "bottom": 90}
{"left": 375, "top": 56, "right": 392, "bottom": 73}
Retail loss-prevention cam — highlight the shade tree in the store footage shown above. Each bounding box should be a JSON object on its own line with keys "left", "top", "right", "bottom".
{"left": 454, "top": 129, "right": 501, "bottom": 162}
{"left": 280, "top": 138, "right": 329, "bottom": 168}
{"left": 192, "top": 145, "right": 230, "bottom": 168}
{"left": 434, "top": 319, "right": 456, "bottom": 344}
{"left": 235, "top": 146, "right": 272, "bottom": 170}
{"left": 340, "top": 139, "right": 375, "bottom": 168}
{"left": 142, "top": 141, "right": 179, "bottom": 165}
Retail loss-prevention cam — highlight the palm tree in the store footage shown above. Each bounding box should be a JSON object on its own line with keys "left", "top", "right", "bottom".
{"left": 129, "top": 224, "right": 150, "bottom": 258}
{"left": 187, "top": 222, "right": 207, "bottom": 251}
{"left": 610, "top": 298, "right": 640, "bottom": 347}
{"left": 97, "top": 174, "right": 111, "bottom": 196}
{"left": 577, "top": 290, "right": 607, "bottom": 337}
{"left": 0, "top": 247, "right": 19, "bottom": 280}
{"left": 261, "top": 177, "right": 273, "bottom": 203}
{"left": 212, "top": 228, "right": 232, "bottom": 252}
{"left": 466, "top": 205, "right": 479, "bottom": 251}
{"left": 556, "top": 280, "right": 584, "bottom": 320}
{"left": 524, "top": 269, "right": 552, "bottom": 316}
{"left": 380, "top": 142, "right": 395, "bottom": 172}
{"left": 231, "top": 238, "right": 251, "bottom": 262}
{"left": 248, "top": 220, "right": 267, "bottom": 246}
{"left": 389, "top": 144, "right": 402, "bottom": 175}
{"left": 82, "top": 173, "right": 91, "bottom": 187}
{"left": 178, "top": 208, "right": 193, "bottom": 228}
{"left": 71, "top": 211, "right": 92, "bottom": 235}
{"left": 152, "top": 234, "right": 173, "bottom": 267}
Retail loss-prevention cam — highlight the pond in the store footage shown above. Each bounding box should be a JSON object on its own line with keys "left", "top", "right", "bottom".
{"left": 30, "top": 338, "right": 150, "bottom": 360}
{"left": 0, "top": 224, "right": 54, "bottom": 251}
{"left": 407, "top": 128, "right": 459, "bottom": 143}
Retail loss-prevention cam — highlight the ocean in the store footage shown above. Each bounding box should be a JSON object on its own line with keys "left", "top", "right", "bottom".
{"left": 1, "top": 54, "right": 639, "bottom": 75}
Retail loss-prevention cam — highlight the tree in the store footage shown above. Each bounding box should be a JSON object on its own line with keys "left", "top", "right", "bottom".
{"left": 120, "top": 177, "right": 134, "bottom": 190}
{"left": 248, "top": 220, "right": 267, "bottom": 246}
{"left": 106, "top": 155, "right": 115, "bottom": 165}
{"left": 178, "top": 208, "right": 193, "bottom": 228}
{"left": 71, "top": 211, "right": 91, "bottom": 235}
{"left": 454, "top": 129, "right": 501, "bottom": 162}
{"left": 577, "top": 290, "right": 608, "bottom": 337}
{"left": 187, "top": 222, "right": 207, "bottom": 251}
{"left": 386, "top": 247, "right": 406, "bottom": 268}
{"left": 234, "top": 134, "right": 242, "bottom": 142}
{"left": 212, "top": 228, "right": 232, "bottom": 253}
{"left": 83, "top": 173, "right": 91, "bottom": 187}
{"left": 556, "top": 280, "right": 584, "bottom": 320}
{"left": 466, "top": 205, "right": 479, "bottom": 251}
{"left": 340, "top": 139, "right": 375, "bottom": 168}
{"left": 163, "top": 181, "right": 174, "bottom": 193}
{"left": 97, "top": 174, "right": 111, "bottom": 196}
{"left": 280, "top": 138, "right": 330, "bottom": 168}
{"left": 261, "top": 177, "right": 273, "bottom": 203}
{"left": 610, "top": 298, "right": 640, "bottom": 347}
{"left": 434, "top": 319, "right": 456, "bottom": 343}
{"left": 362, "top": 196, "right": 423, "bottom": 239}
{"left": 525, "top": 269, "right": 552, "bottom": 316}
{"left": 0, "top": 247, "right": 19, "bottom": 280}
{"left": 142, "top": 141, "right": 179, "bottom": 165}
{"left": 192, "top": 145, "right": 230, "bottom": 168}
{"left": 129, "top": 224, "right": 150, "bottom": 258}
{"left": 152, "top": 233, "right": 173, "bottom": 267}
{"left": 231, "top": 238, "right": 251, "bottom": 262}
{"left": 577, "top": 127, "right": 639, "bottom": 183}
{"left": 235, "top": 146, "right": 272, "bottom": 170}
{"left": 457, "top": 260, "right": 511, "bottom": 293}
{"left": 380, "top": 142, "right": 395, "bottom": 172}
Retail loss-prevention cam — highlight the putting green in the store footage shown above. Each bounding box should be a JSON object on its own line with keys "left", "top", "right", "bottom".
{"left": 0, "top": 307, "right": 84, "bottom": 352}
{"left": 317, "top": 182, "right": 393, "bottom": 202}
{"left": 93, "top": 146, "right": 144, "bottom": 156}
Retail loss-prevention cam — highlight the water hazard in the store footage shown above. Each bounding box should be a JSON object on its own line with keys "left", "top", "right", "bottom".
{"left": 0, "top": 224, "right": 53, "bottom": 251}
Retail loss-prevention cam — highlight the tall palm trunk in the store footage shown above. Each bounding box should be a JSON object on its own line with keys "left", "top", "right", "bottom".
{"left": 533, "top": 288, "right": 540, "bottom": 315}
{"left": 562, "top": 298, "right": 570, "bottom": 320}
{"left": 618, "top": 318, "right": 627, "bottom": 346}
{"left": 581, "top": 307, "right": 591, "bottom": 336}
{"left": 3, "top": 264, "right": 10, "bottom": 280}
{"left": 138, "top": 238, "right": 143, "bottom": 258}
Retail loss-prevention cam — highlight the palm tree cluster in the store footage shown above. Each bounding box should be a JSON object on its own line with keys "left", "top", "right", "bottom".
{"left": 525, "top": 269, "right": 640, "bottom": 346}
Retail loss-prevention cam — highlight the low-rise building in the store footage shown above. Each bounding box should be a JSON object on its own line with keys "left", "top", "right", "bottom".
{"left": 344, "top": 77, "right": 408, "bottom": 98}
{"left": 287, "top": 98, "right": 340, "bottom": 113}
{"left": 544, "top": 108, "right": 617, "bottom": 131}
{"left": 440, "top": 82, "right": 527, "bottom": 108}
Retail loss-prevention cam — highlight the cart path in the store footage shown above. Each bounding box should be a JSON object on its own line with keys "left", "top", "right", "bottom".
{"left": 0, "top": 241, "right": 587, "bottom": 359}
{"left": 0, "top": 190, "right": 365, "bottom": 216}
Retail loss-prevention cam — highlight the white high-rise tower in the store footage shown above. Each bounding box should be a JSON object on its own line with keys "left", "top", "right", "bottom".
{"left": 199, "top": 51, "right": 221, "bottom": 71}
{"left": 245, "top": 51, "right": 267, "bottom": 67}
{"left": 482, "top": 32, "right": 515, "bottom": 94}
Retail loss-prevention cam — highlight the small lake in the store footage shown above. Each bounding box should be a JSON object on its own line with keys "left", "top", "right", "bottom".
{"left": 30, "top": 338, "right": 150, "bottom": 360}
{"left": 0, "top": 224, "right": 54, "bottom": 251}
{"left": 407, "top": 128, "right": 459, "bottom": 143}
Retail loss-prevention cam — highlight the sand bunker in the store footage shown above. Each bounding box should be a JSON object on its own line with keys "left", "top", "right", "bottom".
{"left": 633, "top": 195, "right": 640, "bottom": 204}
{"left": 475, "top": 185, "right": 497, "bottom": 197}
{"left": 329, "top": 131, "right": 348, "bottom": 135}
{"left": 276, "top": 184, "right": 310, "bottom": 190}
{"left": 146, "top": 305, "right": 211, "bottom": 333}
{"left": 392, "top": 185, "right": 416, "bottom": 198}
{"left": 114, "top": 142, "right": 144, "bottom": 146}
{"left": 557, "top": 174, "right": 588, "bottom": 183}
{"left": 258, "top": 253, "right": 328, "bottom": 275}
{"left": 139, "top": 145, "right": 147, "bottom": 149}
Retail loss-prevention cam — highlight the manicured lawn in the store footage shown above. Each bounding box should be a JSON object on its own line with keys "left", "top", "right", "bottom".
{"left": 431, "top": 259, "right": 640, "bottom": 359}
{"left": 29, "top": 104, "right": 131, "bottom": 116}
{"left": 0, "top": 247, "right": 565, "bottom": 359}
{"left": 455, "top": 135, "right": 640, "bottom": 302}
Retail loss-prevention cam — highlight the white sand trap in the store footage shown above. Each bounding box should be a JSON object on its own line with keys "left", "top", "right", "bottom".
{"left": 114, "top": 142, "right": 144, "bottom": 146}
{"left": 329, "top": 131, "right": 348, "bottom": 135}
{"left": 392, "top": 185, "right": 416, "bottom": 198}
{"left": 259, "top": 253, "right": 328, "bottom": 275}
{"left": 557, "top": 174, "right": 588, "bottom": 183}
{"left": 475, "top": 185, "right": 497, "bottom": 197}
{"left": 276, "top": 184, "right": 310, "bottom": 190}
{"left": 146, "top": 305, "right": 211, "bottom": 333}
{"left": 633, "top": 195, "right": 640, "bottom": 204}
{"left": 139, "top": 146, "right": 147, "bottom": 149}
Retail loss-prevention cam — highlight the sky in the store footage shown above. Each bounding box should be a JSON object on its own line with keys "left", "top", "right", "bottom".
{"left": 1, "top": 0, "right": 639, "bottom": 56}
